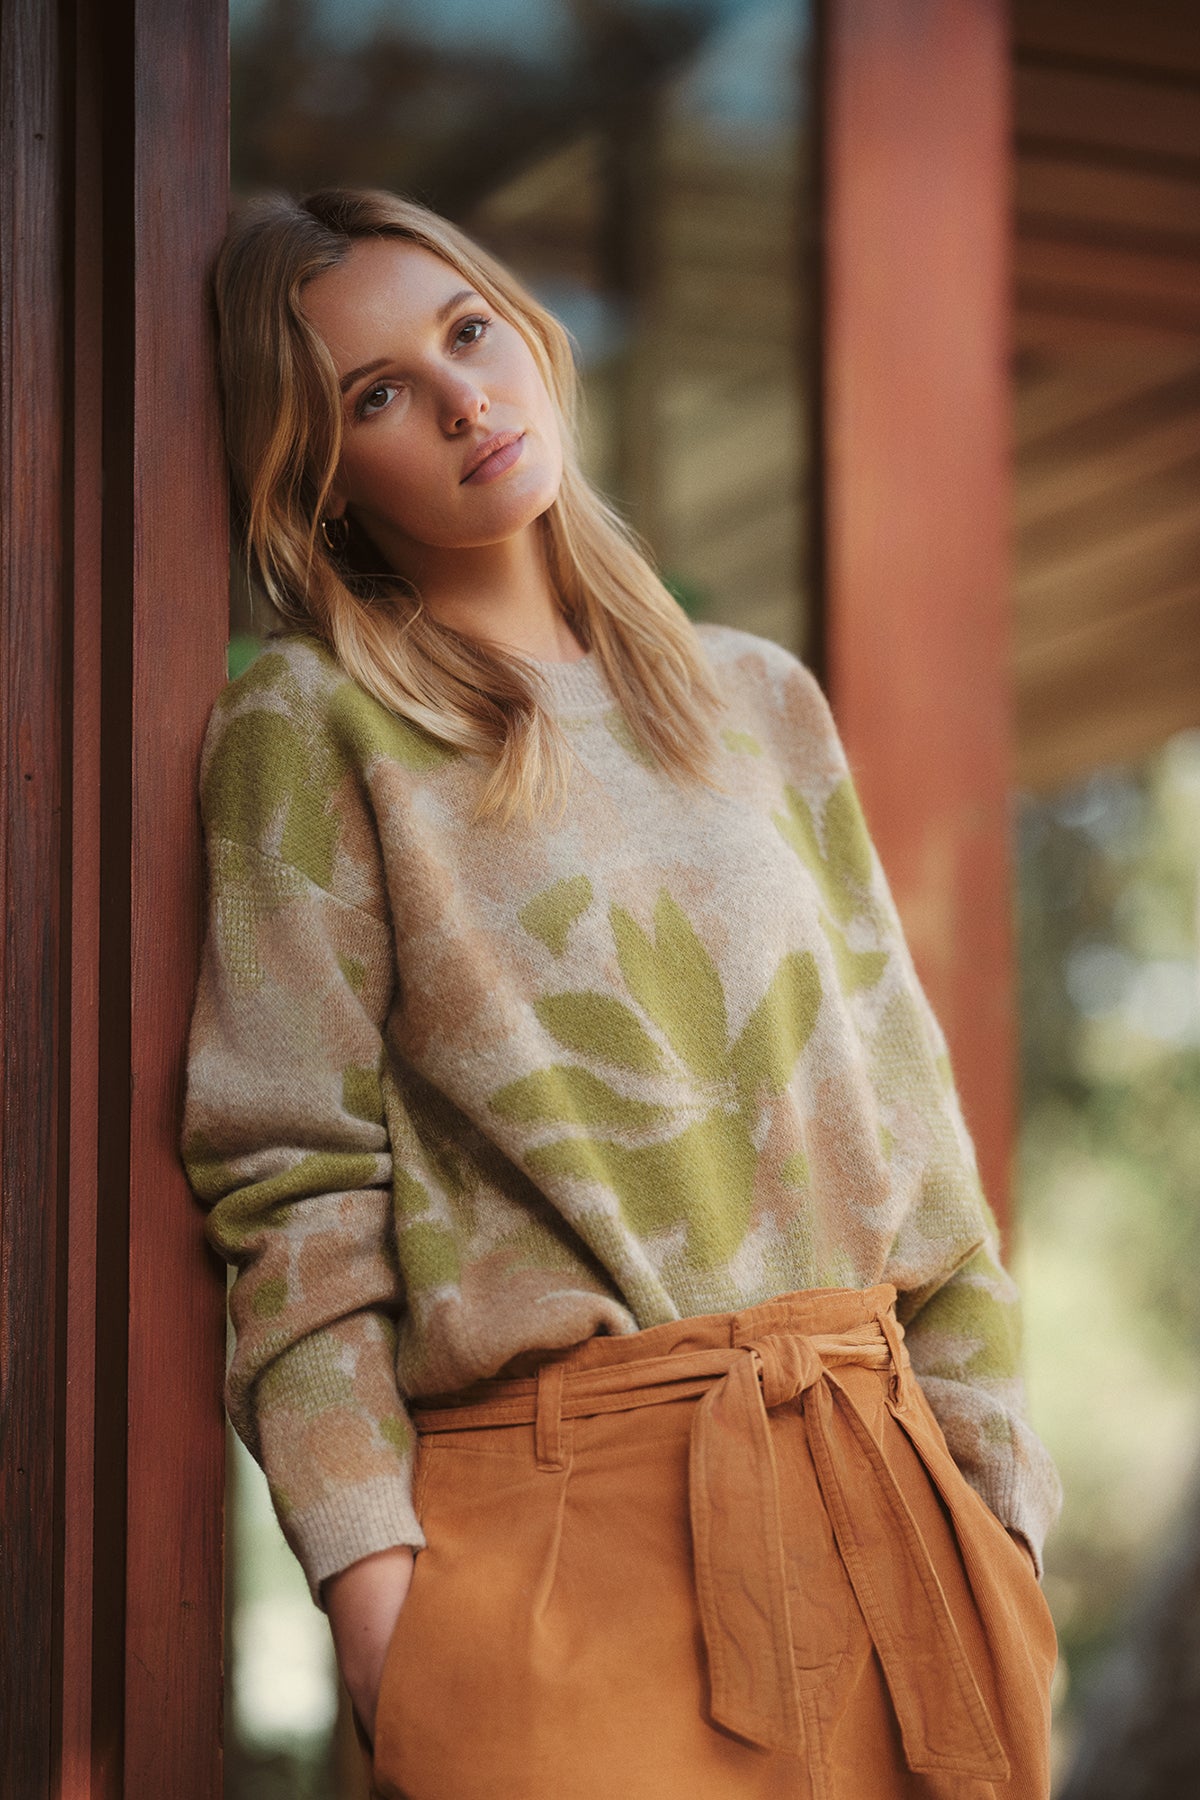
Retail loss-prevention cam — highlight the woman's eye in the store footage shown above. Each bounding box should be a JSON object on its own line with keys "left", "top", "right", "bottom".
{"left": 358, "top": 382, "right": 400, "bottom": 418}
{"left": 455, "top": 316, "right": 491, "bottom": 347}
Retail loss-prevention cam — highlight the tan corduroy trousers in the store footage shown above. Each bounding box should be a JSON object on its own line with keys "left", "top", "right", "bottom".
{"left": 367, "top": 1284, "right": 1057, "bottom": 1800}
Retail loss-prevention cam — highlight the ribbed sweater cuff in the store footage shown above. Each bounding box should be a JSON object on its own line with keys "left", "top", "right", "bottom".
{"left": 285, "top": 1476, "right": 428, "bottom": 1611}
{"left": 968, "top": 1458, "right": 1061, "bottom": 1584}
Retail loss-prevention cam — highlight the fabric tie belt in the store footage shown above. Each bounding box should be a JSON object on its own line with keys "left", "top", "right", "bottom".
{"left": 411, "top": 1302, "right": 1010, "bottom": 1781}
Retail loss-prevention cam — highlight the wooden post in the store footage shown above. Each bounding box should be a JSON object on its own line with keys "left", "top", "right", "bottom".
{"left": 1, "top": 0, "right": 229, "bottom": 1791}
{"left": 820, "top": 0, "right": 1016, "bottom": 1236}
{"left": 96, "top": 0, "right": 230, "bottom": 1792}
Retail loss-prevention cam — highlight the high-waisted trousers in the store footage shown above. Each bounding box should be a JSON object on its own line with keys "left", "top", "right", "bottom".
{"left": 366, "top": 1284, "right": 1058, "bottom": 1800}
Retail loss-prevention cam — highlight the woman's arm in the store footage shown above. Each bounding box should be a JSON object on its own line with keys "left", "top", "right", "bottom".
{"left": 181, "top": 651, "right": 425, "bottom": 1607}
{"left": 863, "top": 865, "right": 1064, "bottom": 1578}
{"left": 776, "top": 655, "right": 1063, "bottom": 1576}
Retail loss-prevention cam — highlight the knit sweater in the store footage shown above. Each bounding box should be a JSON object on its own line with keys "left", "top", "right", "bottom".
{"left": 181, "top": 622, "right": 1062, "bottom": 1605}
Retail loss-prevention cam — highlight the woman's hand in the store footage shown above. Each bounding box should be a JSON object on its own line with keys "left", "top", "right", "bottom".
{"left": 324, "top": 1545, "right": 416, "bottom": 1747}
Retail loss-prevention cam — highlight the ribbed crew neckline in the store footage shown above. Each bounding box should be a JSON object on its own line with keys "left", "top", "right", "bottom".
{"left": 526, "top": 651, "right": 614, "bottom": 715}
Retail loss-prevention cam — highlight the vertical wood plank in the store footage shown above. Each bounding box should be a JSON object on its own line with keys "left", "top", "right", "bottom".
{"left": 61, "top": 0, "right": 105, "bottom": 1785}
{"left": 821, "top": 0, "right": 1016, "bottom": 1234}
{"left": 0, "top": 0, "right": 66, "bottom": 1793}
{"left": 118, "top": 0, "right": 230, "bottom": 1790}
{"left": 91, "top": 5, "right": 137, "bottom": 1785}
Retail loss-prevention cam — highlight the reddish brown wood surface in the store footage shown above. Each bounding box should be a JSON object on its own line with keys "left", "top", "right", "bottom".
{"left": 821, "top": 0, "right": 1016, "bottom": 1236}
{"left": 0, "top": 0, "right": 66, "bottom": 1795}
{"left": 115, "top": 0, "right": 230, "bottom": 1791}
{"left": 61, "top": 0, "right": 105, "bottom": 1788}
{"left": 3, "top": 0, "right": 229, "bottom": 1789}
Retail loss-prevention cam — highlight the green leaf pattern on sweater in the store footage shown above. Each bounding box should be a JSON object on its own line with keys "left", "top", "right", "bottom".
{"left": 518, "top": 875, "right": 594, "bottom": 956}
{"left": 490, "top": 887, "right": 822, "bottom": 1270}
{"left": 772, "top": 777, "right": 876, "bottom": 928}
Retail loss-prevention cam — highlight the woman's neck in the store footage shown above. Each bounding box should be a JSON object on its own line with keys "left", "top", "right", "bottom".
{"left": 379, "top": 519, "right": 587, "bottom": 664}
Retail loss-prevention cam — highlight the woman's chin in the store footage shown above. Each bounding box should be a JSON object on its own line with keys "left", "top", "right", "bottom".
{"left": 442, "top": 495, "right": 562, "bottom": 551}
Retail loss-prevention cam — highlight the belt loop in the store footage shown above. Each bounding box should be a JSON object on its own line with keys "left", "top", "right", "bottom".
{"left": 878, "top": 1307, "right": 907, "bottom": 1406}
{"left": 535, "top": 1359, "right": 566, "bottom": 1470}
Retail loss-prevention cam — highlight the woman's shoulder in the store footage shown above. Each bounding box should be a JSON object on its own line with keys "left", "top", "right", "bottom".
{"left": 197, "top": 628, "right": 453, "bottom": 876}
{"left": 199, "top": 632, "right": 344, "bottom": 785}
{"left": 195, "top": 633, "right": 353, "bottom": 866}
{"left": 691, "top": 622, "right": 846, "bottom": 770}
{"left": 693, "top": 621, "right": 820, "bottom": 697}
{"left": 204, "top": 628, "right": 453, "bottom": 784}
{"left": 209, "top": 628, "right": 345, "bottom": 730}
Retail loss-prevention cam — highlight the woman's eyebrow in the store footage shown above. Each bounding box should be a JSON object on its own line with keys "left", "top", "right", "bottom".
{"left": 337, "top": 289, "right": 483, "bottom": 395}
{"left": 339, "top": 358, "right": 388, "bottom": 396}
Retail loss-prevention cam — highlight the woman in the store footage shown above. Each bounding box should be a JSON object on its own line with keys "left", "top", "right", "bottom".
{"left": 183, "top": 186, "right": 1062, "bottom": 1799}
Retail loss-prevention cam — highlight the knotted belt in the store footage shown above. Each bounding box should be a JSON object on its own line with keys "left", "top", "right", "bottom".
{"left": 411, "top": 1308, "right": 1010, "bottom": 1780}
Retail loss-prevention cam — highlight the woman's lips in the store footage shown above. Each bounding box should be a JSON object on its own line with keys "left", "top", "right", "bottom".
{"left": 461, "top": 433, "right": 525, "bottom": 484}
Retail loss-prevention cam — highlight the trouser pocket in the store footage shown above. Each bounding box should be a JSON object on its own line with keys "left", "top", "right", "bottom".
{"left": 370, "top": 1423, "right": 573, "bottom": 1800}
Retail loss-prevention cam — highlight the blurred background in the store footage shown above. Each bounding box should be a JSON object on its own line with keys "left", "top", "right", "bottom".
{"left": 224, "top": 1, "right": 1200, "bottom": 1794}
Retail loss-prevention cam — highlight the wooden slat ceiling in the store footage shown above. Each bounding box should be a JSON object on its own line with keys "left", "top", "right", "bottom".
{"left": 1012, "top": 0, "right": 1200, "bottom": 793}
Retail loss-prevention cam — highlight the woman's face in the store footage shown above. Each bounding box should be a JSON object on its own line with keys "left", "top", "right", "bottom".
{"left": 301, "top": 237, "right": 564, "bottom": 563}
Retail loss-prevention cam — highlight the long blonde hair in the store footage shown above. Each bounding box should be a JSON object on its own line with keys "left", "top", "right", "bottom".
{"left": 213, "top": 186, "right": 723, "bottom": 822}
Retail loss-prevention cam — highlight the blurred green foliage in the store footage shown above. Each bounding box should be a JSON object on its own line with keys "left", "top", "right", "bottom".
{"left": 1013, "top": 733, "right": 1200, "bottom": 1780}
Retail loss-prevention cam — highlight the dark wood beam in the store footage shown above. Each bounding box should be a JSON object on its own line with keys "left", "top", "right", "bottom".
{"left": 0, "top": 0, "right": 68, "bottom": 1786}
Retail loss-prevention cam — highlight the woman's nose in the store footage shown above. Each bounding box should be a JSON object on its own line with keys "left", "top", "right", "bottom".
{"left": 440, "top": 374, "right": 489, "bottom": 432}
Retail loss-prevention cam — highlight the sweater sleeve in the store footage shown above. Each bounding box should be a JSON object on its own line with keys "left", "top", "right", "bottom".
{"left": 181, "top": 658, "right": 425, "bottom": 1607}
{"left": 794, "top": 668, "right": 1063, "bottom": 1578}
{"left": 873, "top": 937, "right": 1064, "bottom": 1579}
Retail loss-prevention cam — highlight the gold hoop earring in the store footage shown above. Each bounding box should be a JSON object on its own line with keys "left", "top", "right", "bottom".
{"left": 320, "top": 516, "right": 349, "bottom": 555}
